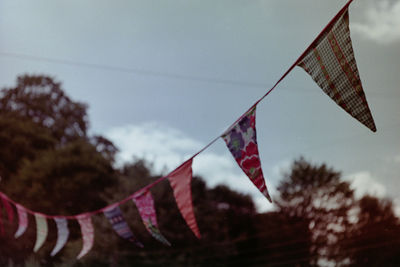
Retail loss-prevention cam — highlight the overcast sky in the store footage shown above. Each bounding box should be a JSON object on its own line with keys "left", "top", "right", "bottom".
{"left": 1, "top": 0, "right": 399, "bottom": 212}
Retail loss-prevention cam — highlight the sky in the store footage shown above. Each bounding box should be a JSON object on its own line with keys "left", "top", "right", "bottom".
{"left": 0, "top": 0, "right": 399, "bottom": 213}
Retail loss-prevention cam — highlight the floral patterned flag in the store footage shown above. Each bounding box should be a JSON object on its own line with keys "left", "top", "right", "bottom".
{"left": 51, "top": 217, "right": 70, "bottom": 256}
{"left": 297, "top": 7, "right": 376, "bottom": 132}
{"left": 77, "top": 214, "right": 94, "bottom": 259}
{"left": 168, "top": 159, "right": 201, "bottom": 238}
{"left": 133, "top": 190, "right": 171, "bottom": 246}
{"left": 15, "top": 204, "right": 28, "bottom": 238}
{"left": 222, "top": 107, "right": 272, "bottom": 202}
{"left": 33, "top": 213, "right": 48, "bottom": 252}
{"left": 103, "top": 205, "right": 143, "bottom": 247}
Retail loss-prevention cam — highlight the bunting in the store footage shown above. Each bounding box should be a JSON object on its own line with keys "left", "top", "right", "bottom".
{"left": 103, "top": 205, "right": 143, "bottom": 247}
{"left": 133, "top": 190, "right": 171, "bottom": 246}
{"left": 15, "top": 204, "right": 28, "bottom": 238}
{"left": 0, "top": 0, "right": 378, "bottom": 260}
{"left": 297, "top": 8, "right": 376, "bottom": 132}
{"left": 77, "top": 214, "right": 94, "bottom": 259}
{"left": 222, "top": 107, "right": 272, "bottom": 202}
{"left": 51, "top": 217, "right": 70, "bottom": 256}
{"left": 168, "top": 159, "right": 201, "bottom": 239}
{"left": 33, "top": 213, "right": 48, "bottom": 252}
{"left": 1, "top": 196, "right": 14, "bottom": 223}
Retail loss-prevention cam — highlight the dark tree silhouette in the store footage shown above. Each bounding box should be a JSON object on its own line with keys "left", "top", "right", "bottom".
{"left": 275, "top": 157, "right": 355, "bottom": 265}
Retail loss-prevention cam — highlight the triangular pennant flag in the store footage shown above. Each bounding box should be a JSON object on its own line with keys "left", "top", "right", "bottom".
{"left": 168, "top": 159, "right": 201, "bottom": 239}
{"left": 15, "top": 204, "right": 28, "bottom": 238}
{"left": 0, "top": 203, "right": 4, "bottom": 235}
{"left": 222, "top": 107, "right": 272, "bottom": 202}
{"left": 33, "top": 213, "right": 48, "bottom": 252}
{"left": 76, "top": 214, "right": 94, "bottom": 259}
{"left": 1, "top": 196, "right": 14, "bottom": 223}
{"left": 51, "top": 217, "right": 70, "bottom": 256}
{"left": 297, "top": 7, "right": 376, "bottom": 132}
{"left": 103, "top": 205, "right": 143, "bottom": 247}
{"left": 133, "top": 190, "right": 171, "bottom": 246}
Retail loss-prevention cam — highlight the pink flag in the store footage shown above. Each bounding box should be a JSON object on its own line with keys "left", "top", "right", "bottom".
{"left": 297, "top": 7, "right": 376, "bottom": 132}
{"left": 222, "top": 107, "right": 272, "bottom": 202}
{"left": 76, "top": 214, "right": 94, "bottom": 259}
{"left": 168, "top": 159, "right": 201, "bottom": 239}
{"left": 133, "top": 190, "right": 171, "bottom": 246}
{"left": 15, "top": 204, "right": 28, "bottom": 238}
{"left": 33, "top": 213, "right": 48, "bottom": 252}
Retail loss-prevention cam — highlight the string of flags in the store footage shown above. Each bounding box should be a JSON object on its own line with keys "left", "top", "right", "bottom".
{"left": 0, "top": 0, "right": 376, "bottom": 259}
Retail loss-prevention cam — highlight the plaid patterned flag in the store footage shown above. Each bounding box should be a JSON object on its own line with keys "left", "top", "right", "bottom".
{"left": 51, "top": 217, "right": 70, "bottom": 256}
{"left": 77, "top": 214, "right": 94, "bottom": 259}
{"left": 33, "top": 213, "right": 48, "bottom": 252}
{"left": 133, "top": 190, "right": 171, "bottom": 246}
{"left": 15, "top": 204, "right": 28, "bottom": 238}
{"left": 168, "top": 159, "right": 201, "bottom": 239}
{"left": 222, "top": 107, "right": 272, "bottom": 202}
{"left": 297, "top": 8, "right": 376, "bottom": 132}
{"left": 103, "top": 205, "right": 143, "bottom": 247}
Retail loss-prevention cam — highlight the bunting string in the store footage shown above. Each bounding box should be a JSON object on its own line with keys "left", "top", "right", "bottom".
{"left": 0, "top": 0, "right": 375, "bottom": 259}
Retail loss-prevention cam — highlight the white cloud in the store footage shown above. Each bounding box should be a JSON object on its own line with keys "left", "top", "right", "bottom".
{"left": 105, "top": 122, "right": 273, "bottom": 211}
{"left": 105, "top": 122, "right": 202, "bottom": 173}
{"left": 352, "top": 0, "right": 400, "bottom": 44}
{"left": 345, "top": 171, "right": 387, "bottom": 199}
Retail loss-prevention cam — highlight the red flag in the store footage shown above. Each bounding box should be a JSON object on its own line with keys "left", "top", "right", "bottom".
{"left": 168, "top": 159, "right": 201, "bottom": 239}
{"left": 297, "top": 5, "right": 376, "bottom": 132}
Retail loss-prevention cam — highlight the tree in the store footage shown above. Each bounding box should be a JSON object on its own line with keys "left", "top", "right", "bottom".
{"left": 275, "top": 157, "right": 355, "bottom": 265}
{"left": 0, "top": 75, "right": 88, "bottom": 143}
{"left": 341, "top": 195, "right": 400, "bottom": 266}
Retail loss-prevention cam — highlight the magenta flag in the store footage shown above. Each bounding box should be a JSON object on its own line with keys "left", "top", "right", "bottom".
{"left": 133, "top": 190, "right": 171, "bottom": 246}
{"left": 1, "top": 196, "right": 14, "bottom": 223}
{"left": 168, "top": 159, "right": 201, "bottom": 239}
{"left": 15, "top": 204, "right": 28, "bottom": 238}
{"left": 297, "top": 7, "right": 376, "bottom": 132}
{"left": 76, "top": 214, "right": 94, "bottom": 259}
{"left": 222, "top": 107, "right": 272, "bottom": 202}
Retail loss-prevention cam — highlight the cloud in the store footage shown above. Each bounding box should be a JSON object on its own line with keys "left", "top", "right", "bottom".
{"left": 105, "top": 122, "right": 202, "bottom": 172}
{"left": 352, "top": 0, "right": 400, "bottom": 44}
{"left": 105, "top": 122, "right": 274, "bottom": 212}
{"left": 394, "top": 154, "right": 400, "bottom": 164}
{"left": 345, "top": 171, "right": 387, "bottom": 199}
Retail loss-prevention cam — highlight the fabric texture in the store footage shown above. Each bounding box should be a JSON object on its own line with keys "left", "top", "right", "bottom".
{"left": 15, "top": 204, "right": 28, "bottom": 238}
{"left": 76, "top": 214, "right": 94, "bottom": 259}
{"left": 298, "top": 9, "right": 376, "bottom": 132}
{"left": 51, "top": 217, "right": 70, "bottom": 256}
{"left": 168, "top": 159, "right": 201, "bottom": 238}
{"left": 33, "top": 213, "right": 48, "bottom": 252}
{"left": 103, "top": 205, "right": 143, "bottom": 247}
{"left": 222, "top": 107, "right": 272, "bottom": 202}
{"left": 133, "top": 190, "right": 171, "bottom": 246}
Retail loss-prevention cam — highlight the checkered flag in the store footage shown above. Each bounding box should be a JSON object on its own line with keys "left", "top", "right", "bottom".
{"left": 298, "top": 8, "right": 376, "bottom": 132}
